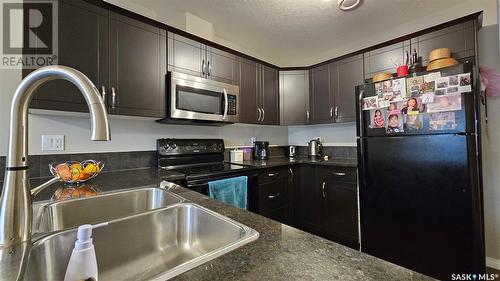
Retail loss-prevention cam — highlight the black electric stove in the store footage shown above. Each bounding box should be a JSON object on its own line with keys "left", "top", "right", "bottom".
{"left": 157, "top": 139, "right": 258, "bottom": 204}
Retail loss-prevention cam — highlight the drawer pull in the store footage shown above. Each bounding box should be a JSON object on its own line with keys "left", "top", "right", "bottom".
{"left": 333, "top": 172, "right": 346, "bottom": 176}
{"left": 268, "top": 193, "right": 280, "bottom": 199}
{"left": 268, "top": 173, "right": 279, "bottom": 177}
{"left": 322, "top": 182, "right": 326, "bottom": 198}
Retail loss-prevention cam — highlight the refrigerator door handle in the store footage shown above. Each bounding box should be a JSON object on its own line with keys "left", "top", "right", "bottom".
{"left": 322, "top": 182, "right": 326, "bottom": 198}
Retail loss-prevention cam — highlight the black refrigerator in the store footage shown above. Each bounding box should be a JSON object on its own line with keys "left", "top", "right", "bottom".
{"left": 356, "top": 62, "right": 485, "bottom": 280}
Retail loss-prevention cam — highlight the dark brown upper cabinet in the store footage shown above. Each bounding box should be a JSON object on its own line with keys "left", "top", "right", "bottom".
{"left": 309, "top": 54, "right": 363, "bottom": 124}
{"left": 364, "top": 20, "right": 475, "bottom": 81}
{"left": 412, "top": 20, "right": 475, "bottom": 66}
{"left": 29, "top": 0, "right": 166, "bottom": 118}
{"left": 168, "top": 33, "right": 239, "bottom": 85}
{"left": 238, "top": 59, "right": 279, "bottom": 125}
{"left": 30, "top": 0, "right": 109, "bottom": 113}
{"left": 363, "top": 41, "right": 411, "bottom": 81}
{"left": 333, "top": 55, "right": 364, "bottom": 123}
{"left": 309, "top": 64, "right": 332, "bottom": 124}
{"left": 108, "top": 12, "right": 166, "bottom": 118}
{"left": 279, "top": 70, "right": 310, "bottom": 125}
{"left": 239, "top": 58, "right": 259, "bottom": 124}
{"left": 260, "top": 65, "right": 279, "bottom": 125}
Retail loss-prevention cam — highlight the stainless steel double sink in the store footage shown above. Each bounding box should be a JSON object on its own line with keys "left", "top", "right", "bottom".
{"left": 24, "top": 186, "right": 259, "bottom": 280}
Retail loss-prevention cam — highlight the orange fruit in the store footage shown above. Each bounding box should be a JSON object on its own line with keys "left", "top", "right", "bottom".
{"left": 59, "top": 169, "right": 72, "bottom": 181}
{"left": 79, "top": 172, "right": 91, "bottom": 181}
{"left": 56, "top": 163, "right": 70, "bottom": 174}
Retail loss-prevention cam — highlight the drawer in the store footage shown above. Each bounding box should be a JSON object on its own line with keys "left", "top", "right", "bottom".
{"left": 258, "top": 168, "right": 288, "bottom": 184}
{"left": 321, "top": 166, "right": 357, "bottom": 184}
{"left": 258, "top": 178, "right": 288, "bottom": 212}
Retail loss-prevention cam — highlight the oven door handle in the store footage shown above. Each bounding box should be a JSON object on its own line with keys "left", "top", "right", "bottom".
{"left": 222, "top": 88, "right": 228, "bottom": 121}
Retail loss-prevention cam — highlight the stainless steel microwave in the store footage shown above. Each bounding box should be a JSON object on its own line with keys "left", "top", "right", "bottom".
{"left": 168, "top": 71, "right": 239, "bottom": 123}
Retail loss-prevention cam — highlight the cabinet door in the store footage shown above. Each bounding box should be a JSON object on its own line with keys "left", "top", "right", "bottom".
{"left": 415, "top": 21, "right": 475, "bottom": 66}
{"left": 207, "top": 46, "right": 238, "bottom": 84}
{"left": 321, "top": 167, "right": 359, "bottom": 249}
{"left": 109, "top": 12, "right": 166, "bottom": 117}
{"left": 239, "top": 58, "right": 259, "bottom": 124}
{"left": 363, "top": 41, "right": 410, "bottom": 81}
{"left": 310, "top": 64, "right": 332, "bottom": 124}
{"left": 280, "top": 70, "right": 310, "bottom": 125}
{"left": 167, "top": 32, "right": 205, "bottom": 77}
{"left": 261, "top": 65, "right": 279, "bottom": 125}
{"left": 30, "top": 0, "right": 108, "bottom": 113}
{"left": 335, "top": 55, "right": 364, "bottom": 123}
{"left": 287, "top": 166, "right": 300, "bottom": 227}
{"left": 297, "top": 165, "right": 323, "bottom": 232}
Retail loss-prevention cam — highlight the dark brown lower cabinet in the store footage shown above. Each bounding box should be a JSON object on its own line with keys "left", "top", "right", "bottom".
{"left": 256, "top": 167, "right": 295, "bottom": 225}
{"left": 297, "top": 165, "right": 359, "bottom": 249}
{"left": 320, "top": 166, "right": 359, "bottom": 249}
{"left": 255, "top": 164, "right": 358, "bottom": 249}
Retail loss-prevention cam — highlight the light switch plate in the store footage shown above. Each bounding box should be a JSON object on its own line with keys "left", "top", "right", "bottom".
{"left": 42, "top": 135, "right": 65, "bottom": 151}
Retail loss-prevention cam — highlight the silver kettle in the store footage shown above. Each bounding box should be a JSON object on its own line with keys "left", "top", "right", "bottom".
{"left": 308, "top": 138, "right": 323, "bottom": 158}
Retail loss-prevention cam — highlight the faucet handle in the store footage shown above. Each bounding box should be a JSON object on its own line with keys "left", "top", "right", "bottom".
{"left": 111, "top": 87, "right": 117, "bottom": 109}
{"left": 101, "top": 86, "right": 107, "bottom": 105}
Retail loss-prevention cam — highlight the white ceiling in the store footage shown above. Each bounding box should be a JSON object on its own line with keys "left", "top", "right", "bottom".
{"left": 107, "top": 0, "right": 485, "bottom": 66}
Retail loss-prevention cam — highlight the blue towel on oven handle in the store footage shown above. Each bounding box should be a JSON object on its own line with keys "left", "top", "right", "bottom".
{"left": 208, "top": 176, "right": 248, "bottom": 210}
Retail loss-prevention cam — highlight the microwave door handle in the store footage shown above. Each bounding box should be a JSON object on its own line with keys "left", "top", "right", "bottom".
{"left": 222, "top": 88, "right": 228, "bottom": 121}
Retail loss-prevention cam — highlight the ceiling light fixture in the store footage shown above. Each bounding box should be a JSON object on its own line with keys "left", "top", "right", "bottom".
{"left": 337, "top": 0, "right": 361, "bottom": 11}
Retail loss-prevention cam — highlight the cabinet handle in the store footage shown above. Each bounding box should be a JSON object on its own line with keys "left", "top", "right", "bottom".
{"left": 202, "top": 59, "right": 206, "bottom": 76}
{"left": 335, "top": 106, "right": 339, "bottom": 121}
{"left": 289, "top": 167, "right": 294, "bottom": 183}
{"left": 111, "top": 87, "right": 117, "bottom": 109}
{"left": 262, "top": 108, "right": 265, "bottom": 122}
{"left": 268, "top": 193, "right": 280, "bottom": 199}
{"left": 101, "top": 86, "right": 107, "bottom": 106}
{"left": 257, "top": 108, "right": 262, "bottom": 121}
{"left": 322, "top": 182, "right": 326, "bottom": 198}
{"left": 208, "top": 60, "right": 211, "bottom": 76}
{"left": 330, "top": 107, "right": 333, "bottom": 118}
{"left": 268, "top": 172, "right": 279, "bottom": 177}
{"left": 306, "top": 110, "right": 310, "bottom": 120}
{"left": 333, "top": 172, "right": 346, "bottom": 176}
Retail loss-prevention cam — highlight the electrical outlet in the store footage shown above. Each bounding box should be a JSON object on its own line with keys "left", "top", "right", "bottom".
{"left": 42, "top": 135, "right": 65, "bottom": 151}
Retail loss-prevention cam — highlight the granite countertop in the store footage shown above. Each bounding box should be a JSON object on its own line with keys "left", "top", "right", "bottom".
{"left": 29, "top": 168, "right": 432, "bottom": 280}
{"left": 229, "top": 156, "right": 358, "bottom": 169}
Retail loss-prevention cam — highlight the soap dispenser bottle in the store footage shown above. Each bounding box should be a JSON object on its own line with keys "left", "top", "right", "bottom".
{"left": 64, "top": 223, "right": 107, "bottom": 281}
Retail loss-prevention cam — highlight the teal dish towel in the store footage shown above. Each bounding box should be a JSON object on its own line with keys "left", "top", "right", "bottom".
{"left": 208, "top": 176, "right": 248, "bottom": 210}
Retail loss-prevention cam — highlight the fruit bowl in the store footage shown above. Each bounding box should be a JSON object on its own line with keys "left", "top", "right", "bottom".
{"left": 50, "top": 160, "right": 104, "bottom": 185}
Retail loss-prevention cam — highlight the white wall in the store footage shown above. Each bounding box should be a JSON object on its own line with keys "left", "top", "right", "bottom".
{"left": 478, "top": 24, "right": 500, "bottom": 265}
{"left": 288, "top": 123, "right": 356, "bottom": 147}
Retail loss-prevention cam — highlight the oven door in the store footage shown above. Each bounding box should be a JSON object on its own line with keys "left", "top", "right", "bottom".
{"left": 170, "top": 72, "right": 239, "bottom": 123}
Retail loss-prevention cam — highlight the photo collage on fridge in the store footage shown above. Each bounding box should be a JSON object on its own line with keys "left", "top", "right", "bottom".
{"left": 362, "top": 71, "right": 472, "bottom": 134}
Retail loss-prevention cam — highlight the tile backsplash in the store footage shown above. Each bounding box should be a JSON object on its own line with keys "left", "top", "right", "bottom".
{"left": 225, "top": 145, "right": 357, "bottom": 161}
{"left": 0, "top": 151, "right": 156, "bottom": 181}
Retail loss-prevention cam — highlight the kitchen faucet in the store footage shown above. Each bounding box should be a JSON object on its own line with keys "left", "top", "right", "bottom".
{"left": 0, "top": 66, "right": 111, "bottom": 248}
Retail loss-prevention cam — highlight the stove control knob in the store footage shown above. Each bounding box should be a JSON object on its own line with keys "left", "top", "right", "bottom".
{"left": 171, "top": 143, "right": 177, "bottom": 150}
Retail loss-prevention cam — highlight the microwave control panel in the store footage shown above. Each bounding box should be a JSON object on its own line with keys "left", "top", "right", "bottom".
{"left": 227, "top": 94, "right": 237, "bottom": 115}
